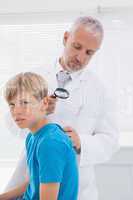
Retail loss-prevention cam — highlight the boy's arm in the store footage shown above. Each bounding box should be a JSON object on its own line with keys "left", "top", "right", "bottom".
{"left": 0, "top": 181, "right": 28, "bottom": 200}
{"left": 38, "top": 139, "right": 67, "bottom": 200}
{"left": 40, "top": 183, "right": 60, "bottom": 200}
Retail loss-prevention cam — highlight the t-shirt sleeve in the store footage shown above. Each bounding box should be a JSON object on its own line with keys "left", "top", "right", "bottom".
{"left": 25, "top": 133, "right": 31, "bottom": 150}
{"left": 37, "top": 139, "right": 67, "bottom": 183}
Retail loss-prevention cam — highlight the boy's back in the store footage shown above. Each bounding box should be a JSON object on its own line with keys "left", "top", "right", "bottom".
{"left": 24, "top": 123, "right": 79, "bottom": 200}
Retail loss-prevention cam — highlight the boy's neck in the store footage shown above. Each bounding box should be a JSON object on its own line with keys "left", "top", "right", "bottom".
{"left": 30, "top": 118, "right": 49, "bottom": 134}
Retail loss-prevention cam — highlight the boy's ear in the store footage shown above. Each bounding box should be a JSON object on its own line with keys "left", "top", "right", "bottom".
{"left": 63, "top": 31, "right": 70, "bottom": 46}
{"left": 41, "top": 97, "right": 49, "bottom": 112}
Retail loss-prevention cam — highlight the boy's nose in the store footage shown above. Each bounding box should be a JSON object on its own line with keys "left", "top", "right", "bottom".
{"left": 13, "top": 105, "right": 23, "bottom": 115}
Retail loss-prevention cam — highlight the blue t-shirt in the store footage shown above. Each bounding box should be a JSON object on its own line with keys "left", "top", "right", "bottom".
{"left": 23, "top": 123, "right": 78, "bottom": 200}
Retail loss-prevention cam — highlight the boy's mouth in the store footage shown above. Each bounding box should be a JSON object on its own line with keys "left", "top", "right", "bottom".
{"left": 15, "top": 118, "right": 26, "bottom": 122}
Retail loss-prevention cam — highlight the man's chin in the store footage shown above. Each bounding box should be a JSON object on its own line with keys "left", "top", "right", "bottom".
{"left": 69, "top": 66, "right": 82, "bottom": 72}
{"left": 68, "top": 63, "right": 83, "bottom": 72}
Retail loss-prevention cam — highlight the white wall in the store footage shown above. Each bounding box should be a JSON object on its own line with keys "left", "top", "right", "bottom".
{"left": 0, "top": 0, "right": 133, "bottom": 14}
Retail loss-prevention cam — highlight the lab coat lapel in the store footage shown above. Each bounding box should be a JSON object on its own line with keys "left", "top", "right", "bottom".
{"left": 69, "top": 70, "right": 87, "bottom": 92}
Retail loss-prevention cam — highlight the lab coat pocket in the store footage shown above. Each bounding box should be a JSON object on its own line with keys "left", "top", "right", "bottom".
{"left": 79, "top": 165, "right": 95, "bottom": 190}
{"left": 68, "top": 102, "right": 83, "bottom": 115}
{"left": 66, "top": 88, "right": 84, "bottom": 115}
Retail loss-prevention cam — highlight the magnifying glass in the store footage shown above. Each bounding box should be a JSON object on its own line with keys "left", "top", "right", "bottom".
{"left": 53, "top": 88, "right": 70, "bottom": 99}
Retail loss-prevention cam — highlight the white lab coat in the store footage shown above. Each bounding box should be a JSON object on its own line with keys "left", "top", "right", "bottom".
{"left": 5, "top": 61, "right": 119, "bottom": 200}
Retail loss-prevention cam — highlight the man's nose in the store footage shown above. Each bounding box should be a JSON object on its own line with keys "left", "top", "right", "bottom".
{"left": 76, "top": 51, "right": 87, "bottom": 64}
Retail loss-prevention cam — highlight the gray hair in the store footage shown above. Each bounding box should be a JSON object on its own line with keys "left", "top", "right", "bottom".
{"left": 72, "top": 16, "right": 104, "bottom": 38}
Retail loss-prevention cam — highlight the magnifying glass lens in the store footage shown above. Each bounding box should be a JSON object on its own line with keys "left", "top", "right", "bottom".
{"left": 54, "top": 88, "right": 69, "bottom": 99}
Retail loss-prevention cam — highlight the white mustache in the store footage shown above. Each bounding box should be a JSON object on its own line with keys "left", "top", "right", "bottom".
{"left": 72, "top": 60, "right": 82, "bottom": 66}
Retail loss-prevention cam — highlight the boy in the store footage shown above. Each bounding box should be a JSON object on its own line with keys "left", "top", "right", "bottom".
{"left": 0, "top": 72, "right": 78, "bottom": 200}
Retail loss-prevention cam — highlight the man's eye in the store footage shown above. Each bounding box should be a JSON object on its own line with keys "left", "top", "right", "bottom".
{"left": 73, "top": 44, "right": 81, "bottom": 50}
{"left": 75, "top": 46, "right": 81, "bottom": 50}
{"left": 86, "top": 51, "right": 94, "bottom": 56}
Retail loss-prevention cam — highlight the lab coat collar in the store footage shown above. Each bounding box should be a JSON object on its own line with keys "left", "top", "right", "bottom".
{"left": 54, "top": 57, "right": 90, "bottom": 83}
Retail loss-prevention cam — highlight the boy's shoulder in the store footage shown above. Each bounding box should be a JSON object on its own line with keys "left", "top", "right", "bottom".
{"left": 25, "top": 123, "right": 73, "bottom": 153}
{"left": 38, "top": 123, "right": 73, "bottom": 150}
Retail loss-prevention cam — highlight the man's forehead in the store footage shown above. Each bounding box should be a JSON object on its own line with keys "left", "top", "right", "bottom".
{"left": 70, "top": 33, "right": 101, "bottom": 51}
{"left": 70, "top": 25, "right": 102, "bottom": 42}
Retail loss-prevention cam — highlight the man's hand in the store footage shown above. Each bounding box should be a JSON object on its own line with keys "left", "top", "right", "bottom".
{"left": 63, "top": 126, "right": 81, "bottom": 153}
{"left": 46, "top": 96, "right": 58, "bottom": 115}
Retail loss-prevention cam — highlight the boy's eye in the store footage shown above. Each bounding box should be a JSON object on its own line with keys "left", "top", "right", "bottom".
{"left": 23, "top": 101, "right": 29, "bottom": 104}
{"left": 21, "top": 101, "right": 30, "bottom": 106}
{"left": 9, "top": 103, "right": 15, "bottom": 108}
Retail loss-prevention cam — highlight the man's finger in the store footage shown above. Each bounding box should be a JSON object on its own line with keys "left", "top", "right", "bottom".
{"left": 63, "top": 127, "right": 73, "bottom": 132}
{"left": 50, "top": 94, "right": 57, "bottom": 99}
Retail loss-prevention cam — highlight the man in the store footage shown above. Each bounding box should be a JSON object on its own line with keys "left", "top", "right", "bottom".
{"left": 5, "top": 16, "right": 119, "bottom": 200}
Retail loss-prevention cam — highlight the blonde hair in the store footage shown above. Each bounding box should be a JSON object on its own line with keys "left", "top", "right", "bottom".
{"left": 5, "top": 72, "right": 48, "bottom": 102}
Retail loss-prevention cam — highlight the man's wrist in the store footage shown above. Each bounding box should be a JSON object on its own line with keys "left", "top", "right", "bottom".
{"left": 74, "top": 146, "right": 81, "bottom": 154}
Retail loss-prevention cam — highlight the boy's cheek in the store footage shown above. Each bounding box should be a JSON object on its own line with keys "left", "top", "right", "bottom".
{"left": 10, "top": 112, "right": 16, "bottom": 121}
{"left": 15, "top": 120, "right": 28, "bottom": 129}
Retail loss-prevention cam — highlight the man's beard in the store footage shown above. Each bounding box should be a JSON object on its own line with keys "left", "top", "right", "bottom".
{"left": 66, "top": 60, "right": 84, "bottom": 72}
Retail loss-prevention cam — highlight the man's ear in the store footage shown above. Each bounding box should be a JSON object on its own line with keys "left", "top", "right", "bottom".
{"left": 63, "top": 31, "right": 70, "bottom": 46}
